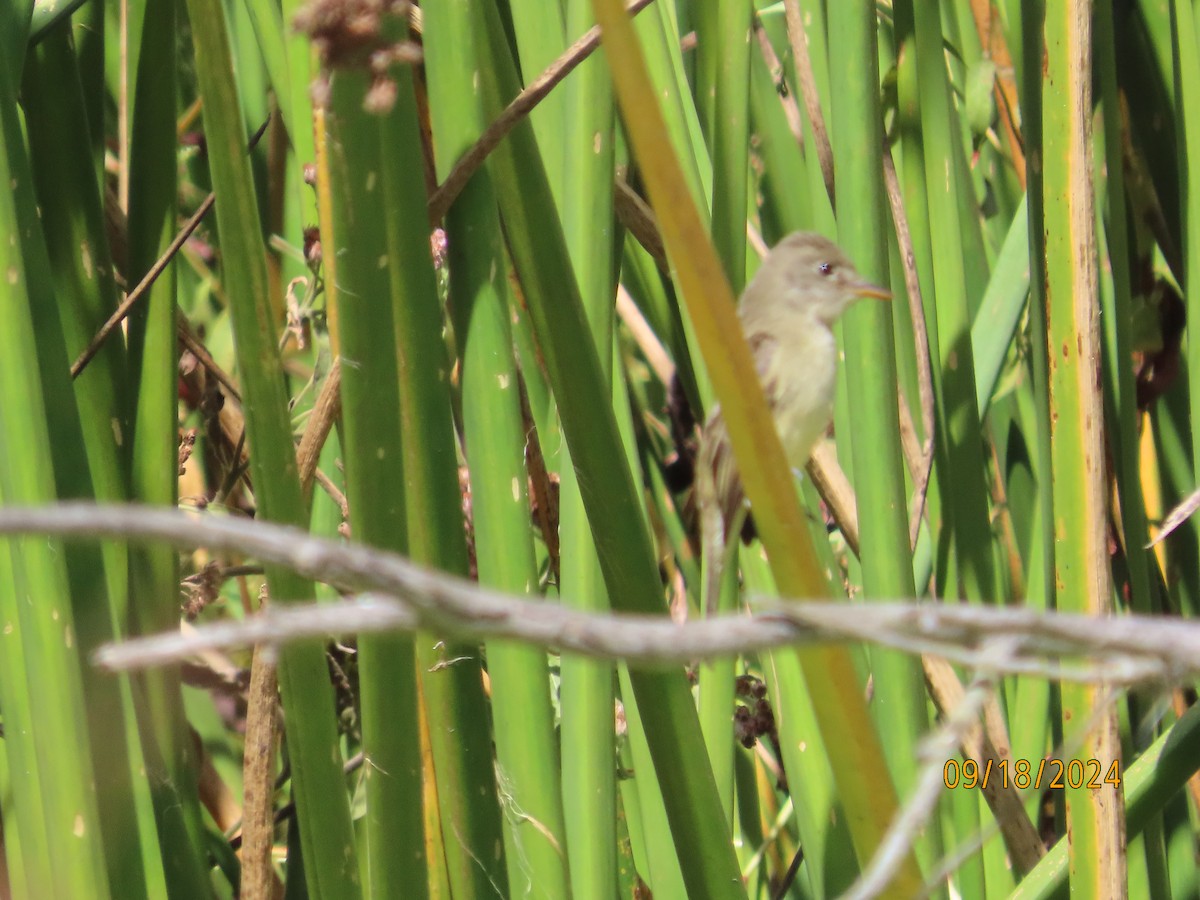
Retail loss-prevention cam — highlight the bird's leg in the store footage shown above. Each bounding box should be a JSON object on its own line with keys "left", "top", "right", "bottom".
{"left": 701, "top": 502, "right": 749, "bottom": 618}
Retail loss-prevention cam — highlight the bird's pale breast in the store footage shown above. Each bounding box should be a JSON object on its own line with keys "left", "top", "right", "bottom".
{"left": 757, "top": 318, "right": 837, "bottom": 468}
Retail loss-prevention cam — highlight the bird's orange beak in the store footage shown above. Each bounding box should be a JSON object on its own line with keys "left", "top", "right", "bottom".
{"left": 853, "top": 281, "right": 892, "bottom": 301}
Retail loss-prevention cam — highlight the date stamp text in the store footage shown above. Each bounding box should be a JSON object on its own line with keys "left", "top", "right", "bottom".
{"left": 943, "top": 758, "right": 1121, "bottom": 792}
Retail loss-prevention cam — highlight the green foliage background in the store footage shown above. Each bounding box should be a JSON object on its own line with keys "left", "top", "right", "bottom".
{"left": 3, "top": 0, "right": 1200, "bottom": 897}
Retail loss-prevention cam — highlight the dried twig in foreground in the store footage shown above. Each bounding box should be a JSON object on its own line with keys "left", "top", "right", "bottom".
{"left": 0, "top": 504, "right": 1195, "bottom": 685}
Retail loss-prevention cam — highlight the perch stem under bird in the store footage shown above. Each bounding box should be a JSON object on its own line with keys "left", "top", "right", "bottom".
{"left": 696, "top": 232, "right": 890, "bottom": 612}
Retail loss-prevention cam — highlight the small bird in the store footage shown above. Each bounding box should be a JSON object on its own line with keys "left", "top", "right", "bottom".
{"left": 695, "top": 232, "right": 890, "bottom": 580}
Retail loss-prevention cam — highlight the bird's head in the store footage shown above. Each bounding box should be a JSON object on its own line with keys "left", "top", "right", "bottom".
{"left": 739, "top": 231, "right": 891, "bottom": 328}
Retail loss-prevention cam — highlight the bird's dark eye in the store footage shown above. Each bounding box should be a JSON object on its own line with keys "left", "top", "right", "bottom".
{"left": 818, "top": 262, "right": 834, "bottom": 276}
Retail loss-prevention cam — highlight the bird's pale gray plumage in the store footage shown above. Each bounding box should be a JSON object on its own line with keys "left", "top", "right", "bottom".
{"left": 696, "top": 231, "right": 889, "bottom": 542}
